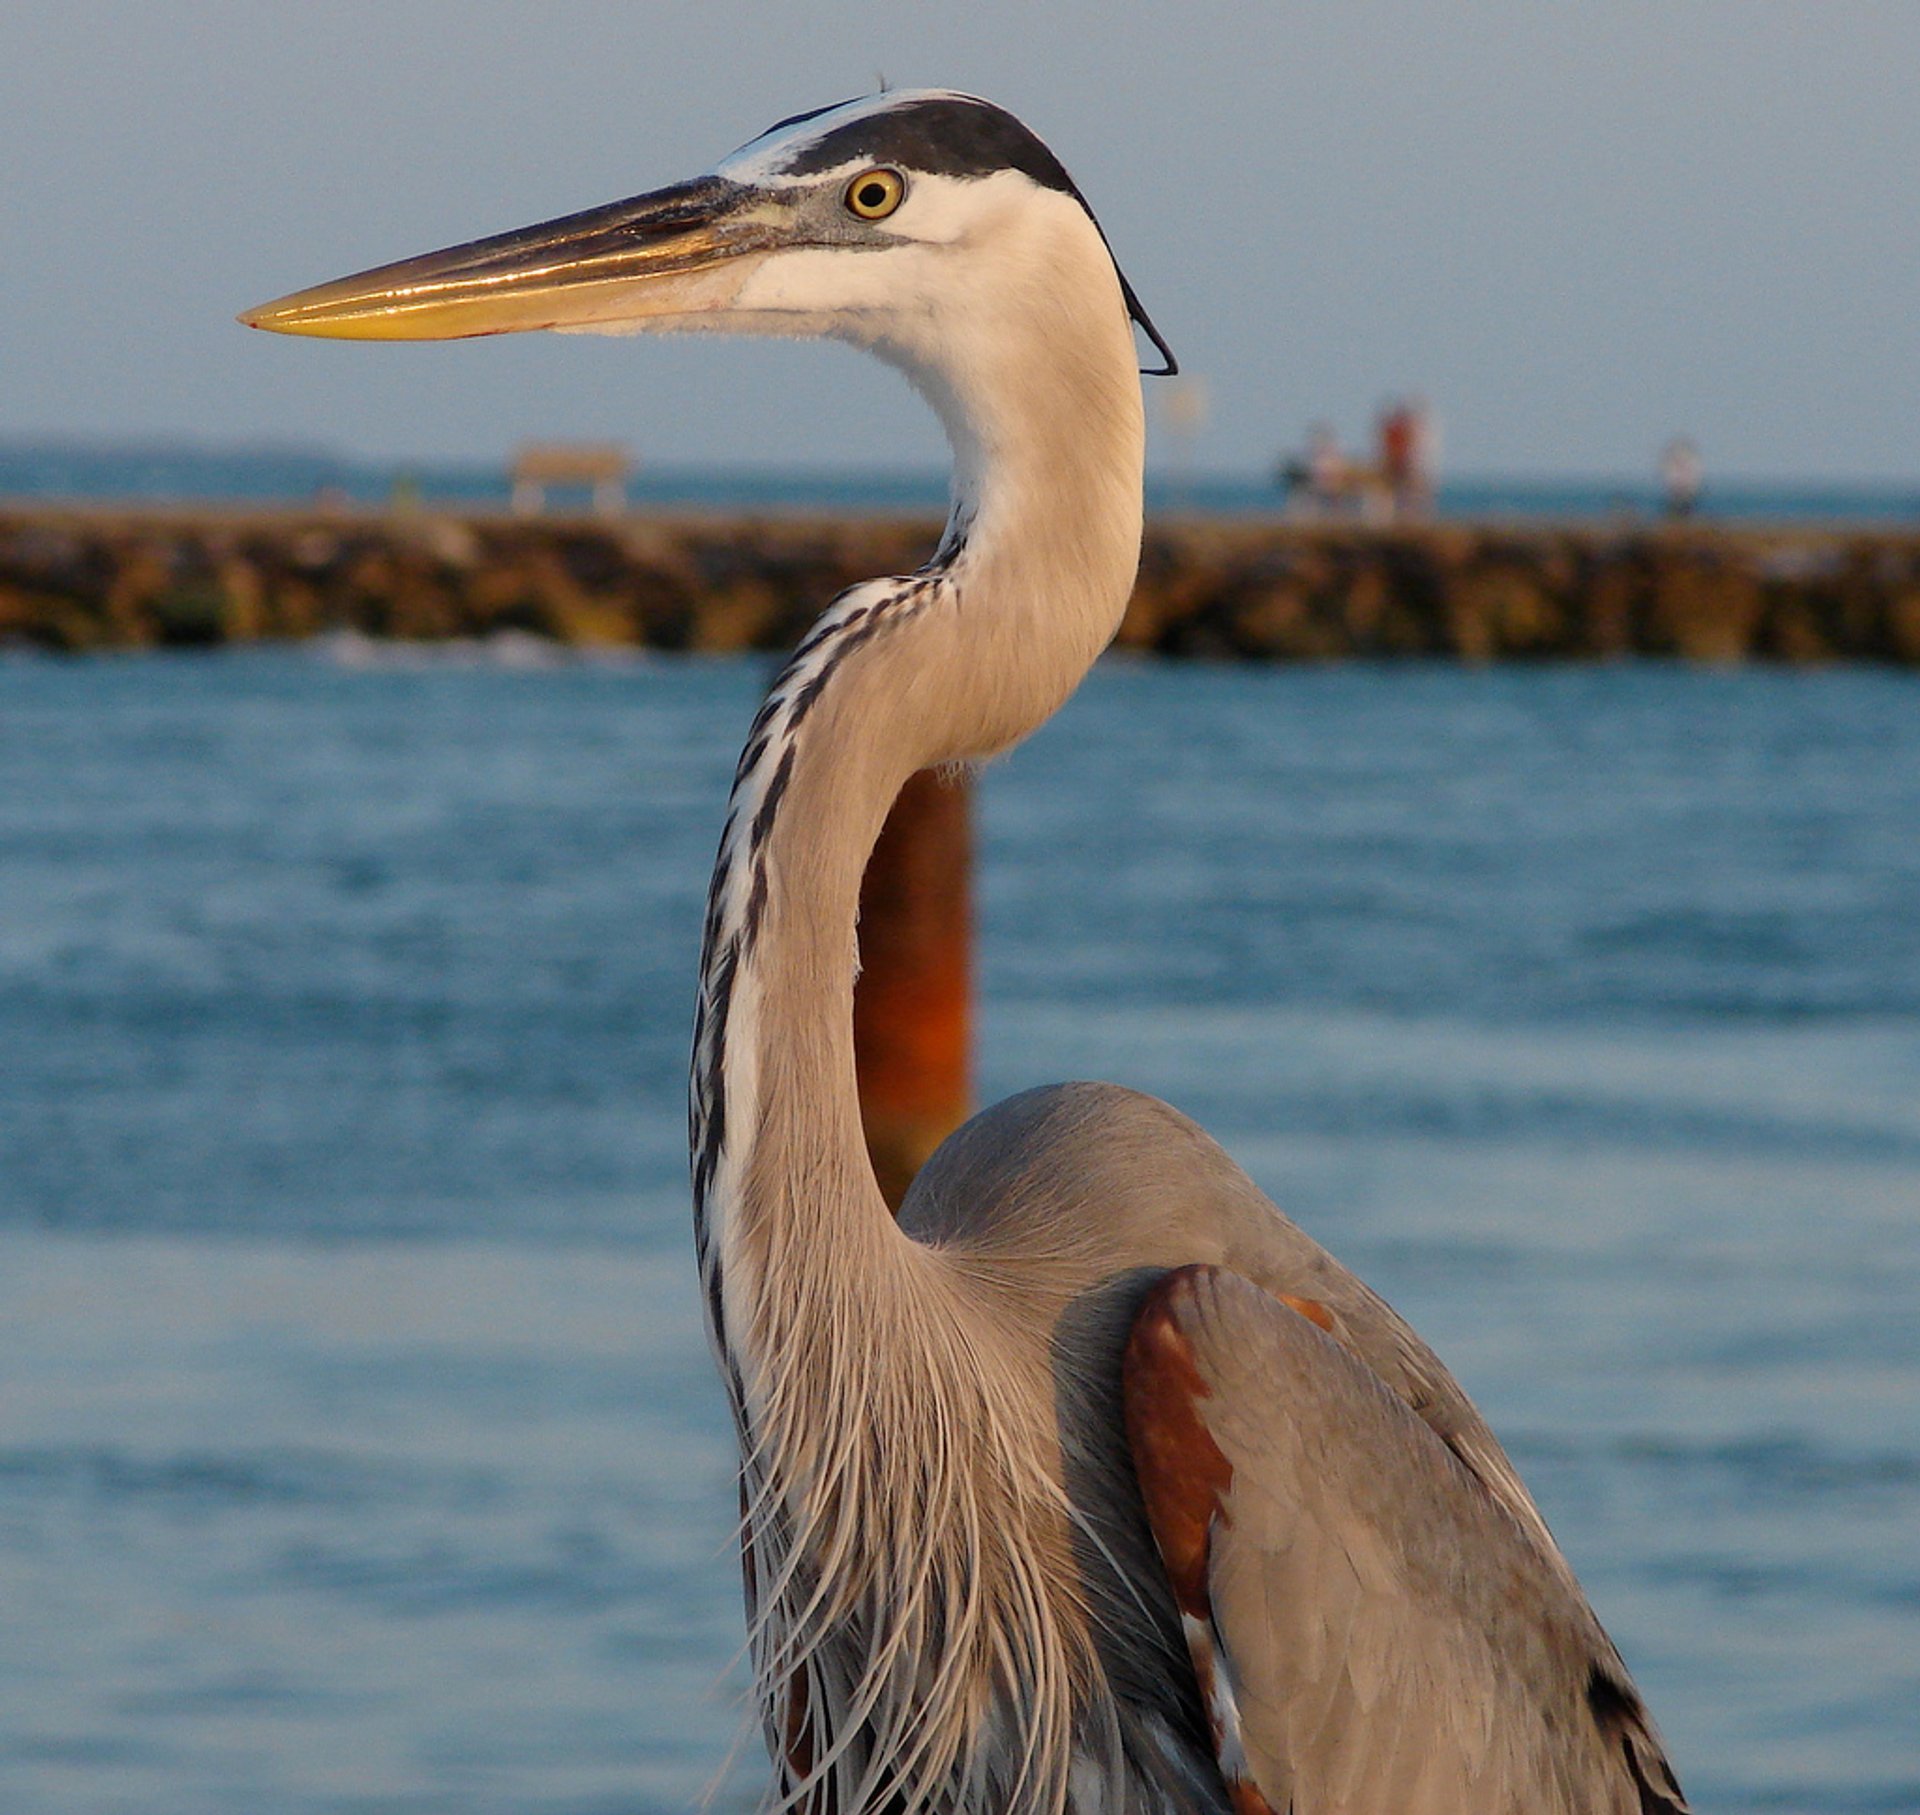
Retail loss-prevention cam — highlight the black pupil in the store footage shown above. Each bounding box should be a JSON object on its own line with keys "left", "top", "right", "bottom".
{"left": 859, "top": 181, "right": 888, "bottom": 210}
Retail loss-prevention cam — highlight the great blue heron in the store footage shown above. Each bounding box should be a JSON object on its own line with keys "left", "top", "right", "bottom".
{"left": 244, "top": 90, "right": 1688, "bottom": 1815}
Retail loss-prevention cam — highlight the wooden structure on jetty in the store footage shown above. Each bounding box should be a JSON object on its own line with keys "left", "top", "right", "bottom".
{"left": 509, "top": 443, "right": 632, "bottom": 519}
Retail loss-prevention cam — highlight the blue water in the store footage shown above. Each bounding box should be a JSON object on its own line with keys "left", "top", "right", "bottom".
{"left": 4, "top": 438, "right": 1918, "bottom": 523}
{"left": 2, "top": 649, "right": 1918, "bottom": 1813}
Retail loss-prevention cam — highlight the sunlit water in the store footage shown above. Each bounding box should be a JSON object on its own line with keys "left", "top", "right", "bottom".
{"left": 2, "top": 649, "right": 1917, "bottom": 1814}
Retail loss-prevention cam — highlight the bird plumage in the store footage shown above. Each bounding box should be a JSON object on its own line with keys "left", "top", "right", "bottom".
{"left": 243, "top": 87, "right": 1686, "bottom": 1815}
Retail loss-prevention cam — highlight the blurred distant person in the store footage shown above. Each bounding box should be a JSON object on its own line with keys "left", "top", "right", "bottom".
{"left": 1305, "top": 422, "right": 1348, "bottom": 513}
{"left": 1406, "top": 396, "right": 1439, "bottom": 514}
{"left": 1277, "top": 422, "right": 1349, "bottom": 517}
{"left": 1661, "top": 436, "right": 1703, "bottom": 518}
{"left": 1379, "top": 396, "right": 1438, "bottom": 520}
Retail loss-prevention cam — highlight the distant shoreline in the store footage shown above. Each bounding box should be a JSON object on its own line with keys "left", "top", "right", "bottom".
{"left": 1, "top": 441, "right": 1916, "bottom": 528}
{"left": 5, "top": 503, "right": 1918, "bottom": 663}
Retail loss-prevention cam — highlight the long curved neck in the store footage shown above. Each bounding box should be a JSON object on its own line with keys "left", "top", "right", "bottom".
{"left": 692, "top": 274, "right": 1146, "bottom": 1411}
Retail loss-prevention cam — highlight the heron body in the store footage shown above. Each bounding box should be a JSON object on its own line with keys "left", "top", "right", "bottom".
{"left": 246, "top": 90, "right": 1688, "bottom": 1815}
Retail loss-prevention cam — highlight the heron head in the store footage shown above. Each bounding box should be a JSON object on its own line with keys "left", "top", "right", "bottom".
{"left": 239, "top": 90, "right": 1174, "bottom": 378}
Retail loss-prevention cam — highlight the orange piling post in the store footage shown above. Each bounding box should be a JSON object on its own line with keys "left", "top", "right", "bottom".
{"left": 853, "top": 768, "right": 973, "bottom": 1210}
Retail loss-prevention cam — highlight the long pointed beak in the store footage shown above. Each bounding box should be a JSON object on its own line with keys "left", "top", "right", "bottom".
{"left": 239, "top": 176, "right": 773, "bottom": 341}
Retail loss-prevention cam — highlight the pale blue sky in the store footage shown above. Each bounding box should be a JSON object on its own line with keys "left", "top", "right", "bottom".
{"left": 5, "top": 2, "right": 1916, "bottom": 479}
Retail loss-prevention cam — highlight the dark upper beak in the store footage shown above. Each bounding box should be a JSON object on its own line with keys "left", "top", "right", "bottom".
{"left": 239, "top": 176, "right": 772, "bottom": 340}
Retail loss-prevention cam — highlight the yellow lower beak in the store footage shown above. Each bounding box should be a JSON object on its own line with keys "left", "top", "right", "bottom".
{"left": 240, "top": 176, "right": 767, "bottom": 341}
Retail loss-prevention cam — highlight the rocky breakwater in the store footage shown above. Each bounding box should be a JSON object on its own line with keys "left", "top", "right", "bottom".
{"left": 4, "top": 506, "right": 1919, "bottom": 662}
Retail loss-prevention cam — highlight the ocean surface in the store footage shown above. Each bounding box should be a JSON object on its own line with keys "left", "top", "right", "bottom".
{"left": 4, "top": 438, "right": 1918, "bottom": 524}
{"left": 2, "top": 648, "right": 1917, "bottom": 1814}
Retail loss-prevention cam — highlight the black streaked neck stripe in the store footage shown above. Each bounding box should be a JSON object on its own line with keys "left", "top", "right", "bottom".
{"left": 689, "top": 568, "right": 947, "bottom": 1250}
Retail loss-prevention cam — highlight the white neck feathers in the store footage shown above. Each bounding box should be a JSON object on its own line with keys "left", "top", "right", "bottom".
{"left": 694, "top": 181, "right": 1147, "bottom": 1310}
{"left": 686, "top": 170, "right": 1151, "bottom": 1815}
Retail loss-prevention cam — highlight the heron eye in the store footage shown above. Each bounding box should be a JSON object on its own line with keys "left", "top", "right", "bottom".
{"left": 845, "top": 168, "right": 906, "bottom": 221}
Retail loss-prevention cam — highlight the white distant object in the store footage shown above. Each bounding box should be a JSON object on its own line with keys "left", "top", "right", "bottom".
{"left": 1661, "top": 437, "right": 1703, "bottom": 518}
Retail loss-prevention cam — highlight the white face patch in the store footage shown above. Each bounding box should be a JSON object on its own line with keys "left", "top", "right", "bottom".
{"left": 893, "top": 168, "right": 1032, "bottom": 246}
{"left": 709, "top": 89, "right": 1175, "bottom": 374}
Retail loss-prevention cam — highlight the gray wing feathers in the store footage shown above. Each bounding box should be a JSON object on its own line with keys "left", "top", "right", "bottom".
{"left": 1134, "top": 1266, "right": 1686, "bottom": 1815}
{"left": 914, "top": 1082, "right": 1569, "bottom": 1569}
{"left": 1217, "top": 1236, "right": 1571, "bottom": 1583}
